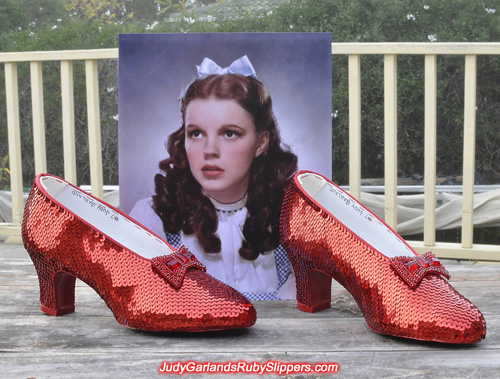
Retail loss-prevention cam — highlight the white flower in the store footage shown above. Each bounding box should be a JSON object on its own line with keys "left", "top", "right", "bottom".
{"left": 112, "top": 114, "right": 119, "bottom": 121}
{"left": 107, "top": 87, "right": 115, "bottom": 93}
{"left": 424, "top": 5, "right": 429, "bottom": 10}
{"left": 486, "top": 8, "right": 496, "bottom": 14}
{"left": 52, "top": 25, "right": 57, "bottom": 30}
{"left": 290, "top": 24, "right": 294, "bottom": 29}
{"left": 428, "top": 34, "right": 437, "bottom": 42}
{"left": 407, "top": 14, "right": 416, "bottom": 21}
{"left": 146, "top": 21, "right": 159, "bottom": 30}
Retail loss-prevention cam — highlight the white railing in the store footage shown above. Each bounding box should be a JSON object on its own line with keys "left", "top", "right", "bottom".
{"left": 332, "top": 42, "right": 500, "bottom": 262}
{"left": 1, "top": 43, "right": 500, "bottom": 262}
{"left": 1, "top": 48, "right": 118, "bottom": 239}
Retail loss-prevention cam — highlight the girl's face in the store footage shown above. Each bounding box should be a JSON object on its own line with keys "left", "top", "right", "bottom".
{"left": 184, "top": 97, "right": 269, "bottom": 204}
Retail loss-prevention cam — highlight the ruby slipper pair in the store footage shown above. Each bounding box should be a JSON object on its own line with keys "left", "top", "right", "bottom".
{"left": 22, "top": 172, "right": 486, "bottom": 342}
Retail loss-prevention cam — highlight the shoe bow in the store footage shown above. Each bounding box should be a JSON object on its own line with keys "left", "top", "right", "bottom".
{"left": 152, "top": 246, "right": 207, "bottom": 289}
{"left": 390, "top": 251, "right": 450, "bottom": 288}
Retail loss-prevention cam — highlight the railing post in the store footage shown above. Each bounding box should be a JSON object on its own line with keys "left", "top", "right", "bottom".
{"left": 348, "top": 54, "right": 362, "bottom": 200}
{"left": 4, "top": 62, "right": 24, "bottom": 226}
{"left": 30, "top": 61, "right": 47, "bottom": 174}
{"left": 384, "top": 54, "right": 398, "bottom": 229}
{"left": 85, "top": 59, "right": 104, "bottom": 199}
{"left": 424, "top": 54, "right": 437, "bottom": 246}
{"left": 462, "top": 54, "right": 477, "bottom": 249}
{"left": 61, "top": 60, "right": 77, "bottom": 185}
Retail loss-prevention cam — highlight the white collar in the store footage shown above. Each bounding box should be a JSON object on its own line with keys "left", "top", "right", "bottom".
{"left": 205, "top": 193, "right": 247, "bottom": 213}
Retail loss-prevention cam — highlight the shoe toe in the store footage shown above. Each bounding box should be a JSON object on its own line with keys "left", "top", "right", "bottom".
{"left": 181, "top": 271, "right": 257, "bottom": 331}
{"left": 378, "top": 275, "right": 487, "bottom": 343}
{"left": 424, "top": 277, "right": 486, "bottom": 344}
{"left": 123, "top": 269, "right": 256, "bottom": 332}
{"left": 448, "top": 300, "right": 486, "bottom": 344}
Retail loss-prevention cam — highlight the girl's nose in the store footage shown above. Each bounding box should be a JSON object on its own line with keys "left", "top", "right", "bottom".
{"left": 204, "top": 137, "right": 220, "bottom": 158}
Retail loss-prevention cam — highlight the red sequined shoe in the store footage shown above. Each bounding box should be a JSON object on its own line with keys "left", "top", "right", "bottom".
{"left": 22, "top": 173, "right": 256, "bottom": 332}
{"left": 280, "top": 170, "right": 486, "bottom": 343}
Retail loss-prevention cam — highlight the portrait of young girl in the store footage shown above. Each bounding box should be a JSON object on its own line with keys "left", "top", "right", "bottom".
{"left": 118, "top": 33, "right": 332, "bottom": 301}
{"left": 130, "top": 57, "right": 298, "bottom": 300}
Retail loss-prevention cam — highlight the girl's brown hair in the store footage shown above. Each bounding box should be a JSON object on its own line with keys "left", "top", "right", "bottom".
{"left": 152, "top": 74, "right": 297, "bottom": 260}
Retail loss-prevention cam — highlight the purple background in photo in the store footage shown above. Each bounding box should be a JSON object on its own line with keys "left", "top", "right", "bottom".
{"left": 119, "top": 33, "right": 332, "bottom": 214}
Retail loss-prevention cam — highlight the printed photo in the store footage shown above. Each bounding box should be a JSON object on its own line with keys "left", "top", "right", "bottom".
{"left": 118, "top": 33, "right": 332, "bottom": 300}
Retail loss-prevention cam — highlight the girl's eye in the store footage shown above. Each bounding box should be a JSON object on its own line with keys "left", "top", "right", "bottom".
{"left": 224, "top": 130, "right": 240, "bottom": 139}
{"left": 188, "top": 130, "right": 203, "bottom": 139}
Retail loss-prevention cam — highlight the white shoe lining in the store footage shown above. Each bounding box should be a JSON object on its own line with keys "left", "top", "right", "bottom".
{"left": 41, "top": 176, "right": 173, "bottom": 259}
{"left": 298, "top": 173, "right": 415, "bottom": 258}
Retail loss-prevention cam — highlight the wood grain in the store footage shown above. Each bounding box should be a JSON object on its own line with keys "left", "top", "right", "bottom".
{"left": 1, "top": 243, "right": 499, "bottom": 378}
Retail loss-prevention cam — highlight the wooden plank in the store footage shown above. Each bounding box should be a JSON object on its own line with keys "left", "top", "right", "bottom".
{"left": 1, "top": 311, "right": 497, "bottom": 353}
{"left": 85, "top": 59, "right": 104, "bottom": 199}
{"left": 332, "top": 42, "right": 500, "bottom": 55}
{"left": 348, "top": 54, "right": 362, "bottom": 200}
{"left": 4, "top": 63, "right": 23, "bottom": 226}
{"left": 410, "top": 240, "right": 500, "bottom": 262}
{"left": 3, "top": 280, "right": 498, "bottom": 320}
{"left": 0, "top": 224, "right": 21, "bottom": 237}
{"left": 2, "top": 44, "right": 500, "bottom": 65}
{"left": 2, "top": 350, "right": 500, "bottom": 379}
{"left": 462, "top": 55, "right": 477, "bottom": 249}
{"left": 30, "top": 61, "right": 47, "bottom": 174}
{"left": 0, "top": 48, "right": 118, "bottom": 63}
{"left": 61, "top": 60, "right": 77, "bottom": 185}
{"left": 3, "top": 248, "right": 499, "bottom": 320}
{"left": 424, "top": 54, "right": 437, "bottom": 246}
{"left": 384, "top": 54, "right": 398, "bottom": 229}
{"left": 1, "top": 244, "right": 499, "bottom": 378}
{"left": 1, "top": 349, "right": 499, "bottom": 379}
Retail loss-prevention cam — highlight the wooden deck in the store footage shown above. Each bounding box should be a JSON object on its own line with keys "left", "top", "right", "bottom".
{"left": 1, "top": 243, "right": 499, "bottom": 378}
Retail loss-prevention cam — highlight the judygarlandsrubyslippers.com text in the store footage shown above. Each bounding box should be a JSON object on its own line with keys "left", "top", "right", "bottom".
{"left": 158, "top": 360, "right": 340, "bottom": 375}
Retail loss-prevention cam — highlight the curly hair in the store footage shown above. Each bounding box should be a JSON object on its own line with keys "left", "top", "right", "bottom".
{"left": 152, "top": 74, "right": 297, "bottom": 260}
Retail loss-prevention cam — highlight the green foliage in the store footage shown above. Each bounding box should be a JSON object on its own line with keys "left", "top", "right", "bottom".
{"left": 1, "top": 0, "right": 500, "bottom": 189}
{"left": 0, "top": 155, "right": 10, "bottom": 190}
{"left": 64, "top": 0, "right": 136, "bottom": 23}
{"left": 260, "top": 0, "right": 500, "bottom": 184}
{"left": 0, "top": 0, "right": 27, "bottom": 33}
{"left": 156, "top": 0, "right": 202, "bottom": 15}
{"left": 0, "top": 0, "right": 66, "bottom": 32}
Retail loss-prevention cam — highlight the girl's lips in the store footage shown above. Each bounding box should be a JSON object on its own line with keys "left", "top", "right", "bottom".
{"left": 202, "top": 165, "right": 224, "bottom": 177}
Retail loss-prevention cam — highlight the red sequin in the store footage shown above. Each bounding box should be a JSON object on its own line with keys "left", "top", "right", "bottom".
{"left": 22, "top": 173, "right": 256, "bottom": 332}
{"left": 280, "top": 170, "right": 486, "bottom": 344}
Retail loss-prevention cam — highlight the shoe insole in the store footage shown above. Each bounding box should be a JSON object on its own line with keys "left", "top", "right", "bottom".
{"left": 298, "top": 173, "right": 415, "bottom": 258}
{"left": 41, "top": 176, "right": 173, "bottom": 259}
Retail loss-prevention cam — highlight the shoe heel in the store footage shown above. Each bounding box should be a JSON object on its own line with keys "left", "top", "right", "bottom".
{"left": 287, "top": 249, "right": 332, "bottom": 313}
{"left": 28, "top": 252, "right": 76, "bottom": 316}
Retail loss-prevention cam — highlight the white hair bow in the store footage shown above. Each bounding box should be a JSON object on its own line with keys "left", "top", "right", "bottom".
{"left": 196, "top": 55, "right": 257, "bottom": 78}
